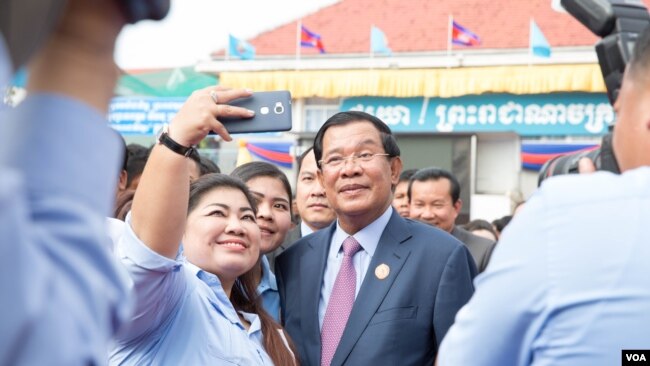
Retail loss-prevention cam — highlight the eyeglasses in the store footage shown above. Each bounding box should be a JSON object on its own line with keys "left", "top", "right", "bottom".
{"left": 319, "top": 152, "right": 391, "bottom": 170}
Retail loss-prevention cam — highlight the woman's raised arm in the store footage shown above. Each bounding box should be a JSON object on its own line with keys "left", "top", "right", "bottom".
{"left": 130, "top": 87, "right": 254, "bottom": 258}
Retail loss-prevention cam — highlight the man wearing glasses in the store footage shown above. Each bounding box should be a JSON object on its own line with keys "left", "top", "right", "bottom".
{"left": 276, "top": 111, "right": 476, "bottom": 366}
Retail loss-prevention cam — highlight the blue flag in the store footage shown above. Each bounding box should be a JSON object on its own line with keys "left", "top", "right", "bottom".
{"left": 371, "top": 26, "right": 392, "bottom": 55}
{"left": 229, "top": 34, "right": 255, "bottom": 60}
{"left": 530, "top": 20, "right": 551, "bottom": 58}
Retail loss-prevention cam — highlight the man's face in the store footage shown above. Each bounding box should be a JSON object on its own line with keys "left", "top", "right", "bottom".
{"left": 408, "top": 178, "right": 461, "bottom": 233}
{"left": 295, "top": 150, "right": 336, "bottom": 231}
{"left": 317, "top": 121, "right": 401, "bottom": 232}
{"left": 392, "top": 181, "right": 410, "bottom": 217}
{"left": 613, "top": 72, "right": 650, "bottom": 172}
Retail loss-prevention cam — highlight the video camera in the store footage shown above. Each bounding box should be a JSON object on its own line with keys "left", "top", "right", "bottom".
{"left": 538, "top": 0, "right": 650, "bottom": 185}
{"left": 0, "top": 0, "right": 170, "bottom": 73}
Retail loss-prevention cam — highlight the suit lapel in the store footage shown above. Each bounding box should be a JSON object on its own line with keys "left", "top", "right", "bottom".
{"left": 332, "top": 212, "right": 413, "bottom": 366}
{"left": 300, "top": 224, "right": 335, "bottom": 366}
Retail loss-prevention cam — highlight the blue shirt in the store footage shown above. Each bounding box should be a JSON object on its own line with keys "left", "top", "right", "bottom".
{"left": 0, "top": 91, "right": 130, "bottom": 364}
{"left": 258, "top": 256, "right": 280, "bottom": 322}
{"left": 318, "top": 206, "right": 393, "bottom": 329}
{"left": 110, "top": 216, "right": 275, "bottom": 365}
{"left": 300, "top": 221, "right": 314, "bottom": 236}
{"left": 439, "top": 167, "right": 650, "bottom": 366}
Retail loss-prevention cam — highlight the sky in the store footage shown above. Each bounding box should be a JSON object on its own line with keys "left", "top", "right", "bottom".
{"left": 115, "top": 0, "right": 338, "bottom": 70}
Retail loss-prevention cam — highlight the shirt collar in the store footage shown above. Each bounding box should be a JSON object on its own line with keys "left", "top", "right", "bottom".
{"left": 257, "top": 256, "right": 277, "bottom": 292}
{"left": 185, "top": 261, "right": 243, "bottom": 326}
{"left": 238, "top": 310, "right": 262, "bottom": 335}
{"left": 301, "top": 221, "right": 314, "bottom": 236}
{"left": 330, "top": 205, "right": 393, "bottom": 258}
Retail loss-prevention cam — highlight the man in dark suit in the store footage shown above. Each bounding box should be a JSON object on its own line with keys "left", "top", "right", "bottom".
{"left": 268, "top": 147, "right": 336, "bottom": 271}
{"left": 276, "top": 111, "right": 476, "bottom": 366}
{"left": 408, "top": 167, "right": 496, "bottom": 272}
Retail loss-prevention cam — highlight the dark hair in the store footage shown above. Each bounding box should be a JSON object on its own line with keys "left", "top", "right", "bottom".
{"left": 492, "top": 215, "right": 513, "bottom": 234}
{"left": 199, "top": 155, "right": 221, "bottom": 175}
{"left": 231, "top": 272, "right": 299, "bottom": 366}
{"left": 463, "top": 219, "right": 498, "bottom": 238}
{"left": 628, "top": 24, "right": 650, "bottom": 79}
{"left": 230, "top": 161, "right": 293, "bottom": 214}
{"left": 188, "top": 173, "right": 298, "bottom": 365}
{"left": 408, "top": 167, "right": 461, "bottom": 204}
{"left": 188, "top": 173, "right": 257, "bottom": 215}
{"left": 296, "top": 146, "right": 314, "bottom": 175}
{"left": 398, "top": 168, "right": 418, "bottom": 183}
{"left": 313, "top": 111, "right": 400, "bottom": 169}
{"left": 125, "top": 143, "right": 150, "bottom": 188}
{"left": 114, "top": 189, "right": 136, "bottom": 221}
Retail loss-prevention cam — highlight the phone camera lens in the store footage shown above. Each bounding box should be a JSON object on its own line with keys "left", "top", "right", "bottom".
{"left": 274, "top": 102, "right": 284, "bottom": 114}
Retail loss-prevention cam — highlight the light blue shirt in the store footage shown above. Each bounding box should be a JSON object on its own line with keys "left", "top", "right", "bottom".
{"left": 0, "top": 91, "right": 130, "bottom": 365}
{"left": 300, "top": 221, "right": 314, "bottom": 236}
{"left": 110, "top": 216, "right": 275, "bottom": 365}
{"left": 258, "top": 255, "right": 280, "bottom": 322}
{"left": 439, "top": 167, "right": 650, "bottom": 366}
{"left": 318, "top": 206, "right": 393, "bottom": 329}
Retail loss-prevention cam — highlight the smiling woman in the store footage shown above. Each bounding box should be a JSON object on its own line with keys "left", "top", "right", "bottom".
{"left": 110, "top": 86, "right": 297, "bottom": 366}
{"left": 231, "top": 161, "right": 294, "bottom": 322}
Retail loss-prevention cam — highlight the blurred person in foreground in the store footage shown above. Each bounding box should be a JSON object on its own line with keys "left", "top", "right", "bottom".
{"left": 438, "top": 25, "right": 650, "bottom": 366}
{"left": 0, "top": 0, "right": 166, "bottom": 364}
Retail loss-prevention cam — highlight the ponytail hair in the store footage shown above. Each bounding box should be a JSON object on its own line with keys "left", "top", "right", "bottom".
{"left": 231, "top": 270, "right": 299, "bottom": 366}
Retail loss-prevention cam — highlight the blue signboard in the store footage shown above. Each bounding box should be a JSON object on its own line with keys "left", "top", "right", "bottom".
{"left": 341, "top": 93, "right": 614, "bottom": 136}
{"left": 109, "top": 97, "right": 186, "bottom": 135}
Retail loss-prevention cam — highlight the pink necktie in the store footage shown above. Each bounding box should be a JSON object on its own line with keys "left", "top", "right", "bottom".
{"left": 321, "top": 236, "right": 362, "bottom": 366}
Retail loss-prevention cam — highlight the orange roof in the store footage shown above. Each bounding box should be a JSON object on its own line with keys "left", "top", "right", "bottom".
{"left": 231, "top": 0, "right": 650, "bottom": 56}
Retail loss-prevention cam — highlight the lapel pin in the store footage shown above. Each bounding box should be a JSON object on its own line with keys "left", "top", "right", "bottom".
{"left": 375, "top": 263, "right": 390, "bottom": 280}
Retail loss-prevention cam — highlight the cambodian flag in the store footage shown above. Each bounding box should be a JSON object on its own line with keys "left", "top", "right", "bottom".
{"left": 452, "top": 20, "right": 481, "bottom": 47}
{"left": 301, "top": 25, "right": 326, "bottom": 53}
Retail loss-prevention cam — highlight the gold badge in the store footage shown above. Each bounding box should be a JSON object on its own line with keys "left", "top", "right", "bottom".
{"left": 375, "top": 263, "right": 390, "bottom": 280}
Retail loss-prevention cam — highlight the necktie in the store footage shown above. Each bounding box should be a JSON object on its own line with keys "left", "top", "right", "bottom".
{"left": 320, "top": 236, "right": 362, "bottom": 366}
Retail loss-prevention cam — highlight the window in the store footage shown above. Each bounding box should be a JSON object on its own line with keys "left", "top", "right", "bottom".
{"left": 303, "top": 98, "right": 340, "bottom": 132}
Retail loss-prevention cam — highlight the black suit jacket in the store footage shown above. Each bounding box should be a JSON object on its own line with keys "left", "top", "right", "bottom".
{"left": 451, "top": 226, "right": 496, "bottom": 273}
{"left": 276, "top": 210, "right": 477, "bottom": 366}
{"left": 266, "top": 225, "right": 301, "bottom": 273}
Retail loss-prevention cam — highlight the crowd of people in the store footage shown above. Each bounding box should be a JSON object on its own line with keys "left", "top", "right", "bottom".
{"left": 2, "top": 0, "right": 650, "bottom": 365}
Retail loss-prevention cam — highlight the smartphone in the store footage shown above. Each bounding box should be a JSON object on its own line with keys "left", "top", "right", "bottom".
{"left": 217, "top": 91, "right": 293, "bottom": 134}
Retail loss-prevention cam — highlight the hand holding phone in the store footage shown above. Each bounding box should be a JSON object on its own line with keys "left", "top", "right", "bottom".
{"left": 217, "top": 91, "right": 293, "bottom": 134}
{"left": 169, "top": 87, "right": 254, "bottom": 144}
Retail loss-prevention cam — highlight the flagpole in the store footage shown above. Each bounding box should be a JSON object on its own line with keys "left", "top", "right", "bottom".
{"left": 528, "top": 18, "right": 533, "bottom": 67}
{"left": 369, "top": 24, "right": 374, "bottom": 70}
{"left": 447, "top": 14, "right": 453, "bottom": 69}
{"left": 225, "top": 35, "right": 230, "bottom": 62}
{"left": 296, "top": 20, "right": 302, "bottom": 70}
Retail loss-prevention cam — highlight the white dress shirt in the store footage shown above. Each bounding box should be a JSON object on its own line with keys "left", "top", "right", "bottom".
{"left": 300, "top": 221, "right": 314, "bottom": 237}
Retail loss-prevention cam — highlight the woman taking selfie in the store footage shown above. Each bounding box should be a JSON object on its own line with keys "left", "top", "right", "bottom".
{"left": 109, "top": 87, "right": 297, "bottom": 365}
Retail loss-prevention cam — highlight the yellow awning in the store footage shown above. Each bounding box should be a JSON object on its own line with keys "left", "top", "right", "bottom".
{"left": 219, "top": 64, "right": 605, "bottom": 98}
